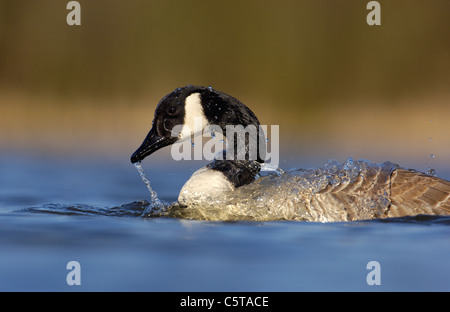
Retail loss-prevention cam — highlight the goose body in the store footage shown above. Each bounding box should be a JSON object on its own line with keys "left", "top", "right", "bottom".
{"left": 131, "top": 85, "right": 450, "bottom": 221}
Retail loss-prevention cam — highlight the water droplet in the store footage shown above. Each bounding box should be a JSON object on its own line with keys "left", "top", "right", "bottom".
{"left": 426, "top": 168, "right": 436, "bottom": 176}
{"left": 190, "top": 138, "right": 195, "bottom": 147}
{"left": 208, "top": 86, "right": 213, "bottom": 91}
{"left": 260, "top": 163, "right": 285, "bottom": 176}
{"left": 210, "top": 130, "right": 216, "bottom": 139}
{"left": 266, "top": 138, "right": 269, "bottom": 143}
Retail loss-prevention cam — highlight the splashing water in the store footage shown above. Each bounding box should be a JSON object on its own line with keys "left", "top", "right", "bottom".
{"left": 426, "top": 168, "right": 436, "bottom": 177}
{"left": 133, "top": 161, "right": 168, "bottom": 216}
{"left": 134, "top": 162, "right": 159, "bottom": 202}
{"left": 260, "top": 163, "right": 285, "bottom": 176}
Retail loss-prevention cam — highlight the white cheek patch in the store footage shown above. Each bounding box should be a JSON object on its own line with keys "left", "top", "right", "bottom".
{"left": 179, "top": 92, "right": 209, "bottom": 141}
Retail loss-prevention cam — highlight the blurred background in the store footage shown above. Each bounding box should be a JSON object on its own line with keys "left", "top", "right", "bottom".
{"left": 1, "top": 0, "right": 449, "bottom": 173}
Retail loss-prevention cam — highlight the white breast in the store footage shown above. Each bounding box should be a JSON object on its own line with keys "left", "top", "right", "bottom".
{"left": 178, "top": 167, "right": 234, "bottom": 205}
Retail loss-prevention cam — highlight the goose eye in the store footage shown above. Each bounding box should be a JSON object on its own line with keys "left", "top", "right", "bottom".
{"left": 167, "top": 106, "right": 177, "bottom": 116}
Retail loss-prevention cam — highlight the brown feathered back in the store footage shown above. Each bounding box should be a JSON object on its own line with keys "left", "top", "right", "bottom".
{"left": 388, "top": 169, "right": 450, "bottom": 217}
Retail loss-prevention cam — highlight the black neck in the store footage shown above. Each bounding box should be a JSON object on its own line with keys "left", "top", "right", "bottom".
{"left": 199, "top": 88, "right": 267, "bottom": 163}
